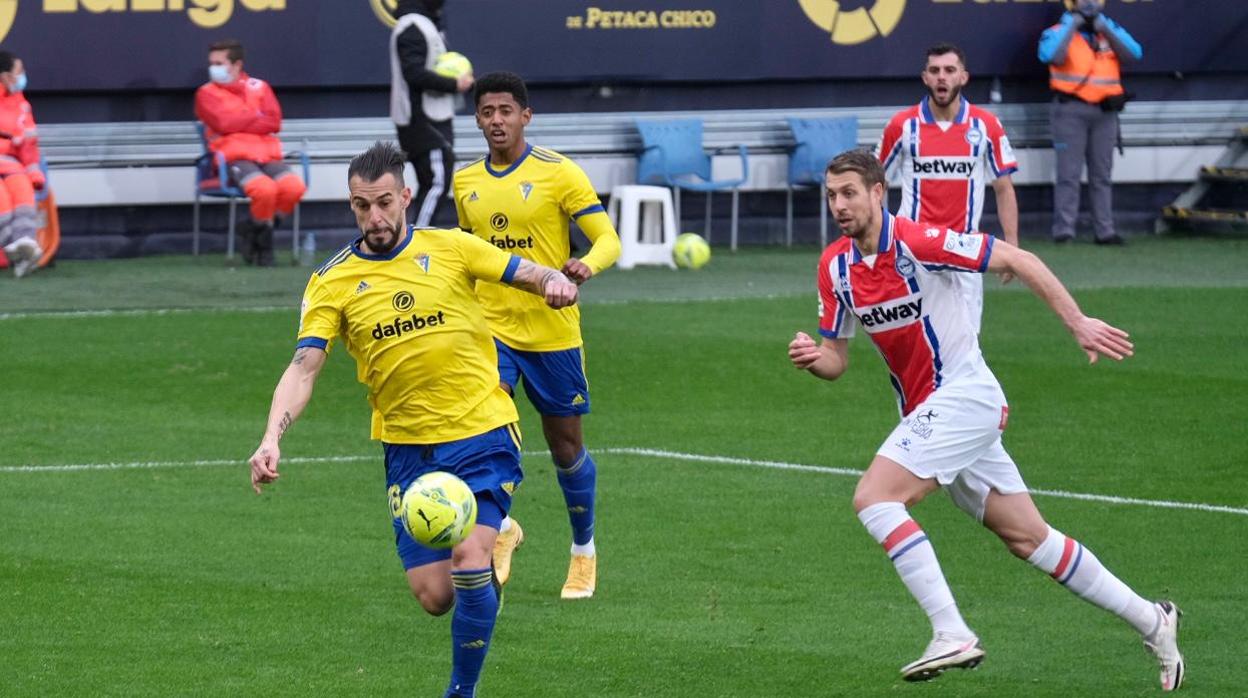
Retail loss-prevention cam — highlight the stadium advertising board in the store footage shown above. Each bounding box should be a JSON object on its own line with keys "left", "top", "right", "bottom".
{"left": 2, "top": 0, "right": 1243, "bottom": 91}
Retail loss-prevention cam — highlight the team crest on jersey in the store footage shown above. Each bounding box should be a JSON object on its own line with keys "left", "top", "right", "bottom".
{"left": 519, "top": 181, "right": 534, "bottom": 201}
{"left": 895, "top": 255, "right": 916, "bottom": 278}
{"left": 415, "top": 254, "right": 431, "bottom": 274}
{"left": 965, "top": 128, "right": 984, "bottom": 146}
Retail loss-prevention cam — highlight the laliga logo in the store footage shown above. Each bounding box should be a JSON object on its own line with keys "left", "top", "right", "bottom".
{"left": 798, "top": 0, "right": 906, "bottom": 46}
{"left": 0, "top": 1, "right": 16, "bottom": 44}
{"left": 371, "top": 0, "right": 397, "bottom": 28}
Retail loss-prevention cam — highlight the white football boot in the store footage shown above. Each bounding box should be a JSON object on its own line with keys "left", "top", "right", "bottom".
{"left": 1144, "top": 600, "right": 1185, "bottom": 691}
{"left": 900, "top": 632, "right": 985, "bottom": 682}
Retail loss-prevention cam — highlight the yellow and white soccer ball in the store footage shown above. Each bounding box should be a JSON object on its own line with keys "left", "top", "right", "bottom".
{"left": 672, "top": 232, "right": 711, "bottom": 269}
{"left": 400, "top": 471, "right": 477, "bottom": 549}
{"left": 434, "top": 51, "right": 473, "bottom": 79}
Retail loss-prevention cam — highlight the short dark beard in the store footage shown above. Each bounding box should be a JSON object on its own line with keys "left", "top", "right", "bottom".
{"left": 927, "top": 84, "right": 962, "bottom": 110}
{"left": 364, "top": 222, "right": 402, "bottom": 254}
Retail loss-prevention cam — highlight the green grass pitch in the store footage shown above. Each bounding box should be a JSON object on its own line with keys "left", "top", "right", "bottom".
{"left": 2, "top": 238, "right": 1246, "bottom": 696}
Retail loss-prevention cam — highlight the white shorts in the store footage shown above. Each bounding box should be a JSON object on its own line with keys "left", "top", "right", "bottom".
{"left": 876, "top": 382, "right": 1027, "bottom": 521}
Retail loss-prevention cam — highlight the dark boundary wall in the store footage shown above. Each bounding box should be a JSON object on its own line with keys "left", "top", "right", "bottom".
{"left": 11, "top": 0, "right": 1248, "bottom": 121}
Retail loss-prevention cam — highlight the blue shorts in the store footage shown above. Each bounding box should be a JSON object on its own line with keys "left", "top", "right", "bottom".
{"left": 384, "top": 423, "right": 523, "bottom": 570}
{"left": 495, "top": 339, "right": 591, "bottom": 417}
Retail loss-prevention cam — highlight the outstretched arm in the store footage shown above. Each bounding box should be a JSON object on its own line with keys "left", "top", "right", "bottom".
{"left": 986, "top": 242, "right": 1134, "bottom": 363}
{"left": 789, "top": 333, "right": 850, "bottom": 381}
{"left": 506, "top": 258, "right": 579, "bottom": 309}
{"left": 249, "top": 346, "right": 327, "bottom": 493}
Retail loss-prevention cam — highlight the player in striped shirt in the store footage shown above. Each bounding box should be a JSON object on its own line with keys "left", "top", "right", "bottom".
{"left": 789, "top": 150, "right": 1184, "bottom": 691}
{"left": 877, "top": 43, "right": 1019, "bottom": 334}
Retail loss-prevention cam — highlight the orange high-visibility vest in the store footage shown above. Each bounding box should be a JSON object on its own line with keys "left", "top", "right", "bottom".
{"left": 1048, "top": 29, "right": 1124, "bottom": 104}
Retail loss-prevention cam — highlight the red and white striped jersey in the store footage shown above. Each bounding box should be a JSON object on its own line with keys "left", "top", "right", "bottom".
{"left": 876, "top": 96, "right": 1018, "bottom": 234}
{"left": 817, "top": 210, "right": 999, "bottom": 416}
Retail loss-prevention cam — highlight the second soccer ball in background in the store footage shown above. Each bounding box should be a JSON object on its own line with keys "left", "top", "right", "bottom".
{"left": 673, "top": 232, "right": 711, "bottom": 270}
{"left": 434, "top": 51, "right": 473, "bottom": 78}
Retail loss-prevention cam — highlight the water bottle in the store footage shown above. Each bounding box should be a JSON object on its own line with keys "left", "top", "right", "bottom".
{"left": 299, "top": 231, "right": 317, "bottom": 266}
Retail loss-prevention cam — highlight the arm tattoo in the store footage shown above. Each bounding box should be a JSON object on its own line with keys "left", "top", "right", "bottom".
{"left": 291, "top": 348, "right": 310, "bottom": 366}
{"left": 510, "top": 259, "right": 568, "bottom": 296}
{"left": 277, "top": 411, "right": 293, "bottom": 436}
{"left": 538, "top": 269, "right": 560, "bottom": 293}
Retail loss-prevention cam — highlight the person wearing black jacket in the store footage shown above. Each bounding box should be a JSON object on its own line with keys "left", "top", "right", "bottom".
{"left": 389, "top": 0, "right": 473, "bottom": 227}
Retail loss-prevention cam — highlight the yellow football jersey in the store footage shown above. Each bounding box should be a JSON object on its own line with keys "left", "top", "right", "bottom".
{"left": 454, "top": 144, "right": 619, "bottom": 352}
{"left": 296, "top": 227, "right": 520, "bottom": 444}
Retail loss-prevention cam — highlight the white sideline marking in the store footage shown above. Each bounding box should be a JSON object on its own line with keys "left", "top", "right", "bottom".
{"left": 4, "top": 446, "right": 1246, "bottom": 518}
{"left": 0, "top": 293, "right": 803, "bottom": 321}
{"left": 0, "top": 306, "right": 293, "bottom": 321}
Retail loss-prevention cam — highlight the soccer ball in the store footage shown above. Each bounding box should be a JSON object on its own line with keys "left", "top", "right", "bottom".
{"left": 400, "top": 471, "right": 477, "bottom": 549}
{"left": 434, "top": 51, "right": 473, "bottom": 79}
{"left": 673, "top": 232, "right": 711, "bottom": 269}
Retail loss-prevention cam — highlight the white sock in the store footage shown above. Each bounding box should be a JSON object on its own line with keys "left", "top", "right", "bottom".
{"left": 858, "top": 502, "right": 973, "bottom": 638}
{"left": 498, "top": 516, "right": 513, "bottom": 534}
{"left": 1027, "top": 526, "right": 1160, "bottom": 636}
{"left": 571, "top": 539, "right": 595, "bottom": 557}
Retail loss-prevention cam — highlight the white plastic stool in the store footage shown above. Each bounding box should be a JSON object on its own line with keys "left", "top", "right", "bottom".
{"left": 608, "top": 185, "right": 677, "bottom": 270}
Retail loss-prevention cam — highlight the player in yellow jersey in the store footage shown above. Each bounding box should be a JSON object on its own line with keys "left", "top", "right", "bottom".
{"left": 247, "top": 141, "right": 579, "bottom": 698}
{"left": 454, "top": 72, "right": 621, "bottom": 600}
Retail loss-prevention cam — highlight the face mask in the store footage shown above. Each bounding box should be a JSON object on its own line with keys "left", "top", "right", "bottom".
{"left": 12, "top": 73, "right": 26, "bottom": 93}
{"left": 208, "top": 65, "right": 232, "bottom": 84}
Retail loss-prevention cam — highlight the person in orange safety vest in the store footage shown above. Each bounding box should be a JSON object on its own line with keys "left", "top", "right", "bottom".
{"left": 1038, "top": 0, "right": 1141, "bottom": 246}
{"left": 194, "top": 39, "right": 306, "bottom": 266}
{"left": 0, "top": 51, "right": 45, "bottom": 279}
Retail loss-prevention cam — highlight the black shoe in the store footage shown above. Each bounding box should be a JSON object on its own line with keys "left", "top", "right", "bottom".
{"left": 1094, "top": 234, "right": 1126, "bottom": 246}
{"left": 237, "top": 221, "right": 257, "bottom": 265}
{"left": 1053, "top": 234, "right": 1074, "bottom": 245}
{"left": 255, "top": 222, "right": 276, "bottom": 267}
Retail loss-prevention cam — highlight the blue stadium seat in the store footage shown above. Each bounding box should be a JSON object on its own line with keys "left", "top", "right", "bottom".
{"left": 192, "top": 123, "right": 310, "bottom": 261}
{"left": 635, "top": 118, "right": 749, "bottom": 250}
{"left": 786, "top": 116, "right": 859, "bottom": 247}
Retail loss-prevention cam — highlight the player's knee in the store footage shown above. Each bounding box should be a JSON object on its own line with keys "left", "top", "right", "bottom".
{"left": 852, "top": 480, "right": 896, "bottom": 513}
{"left": 550, "top": 441, "right": 582, "bottom": 468}
{"left": 451, "top": 537, "right": 493, "bottom": 571}
{"left": 1000, "top": 530, "right": 1044, "bottom": 560}
{"left": 412, "top": 587, "right": 454, "bottom": 616}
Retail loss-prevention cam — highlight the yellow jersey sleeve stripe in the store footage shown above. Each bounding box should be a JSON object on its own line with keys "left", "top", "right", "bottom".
{"left": 530, "top": 148, "right": 563, "bottom": 163}
{"left": 501, "top": 255, "right": 521, "bottom": 283}
{"left": 571, "top": 203, "right": 605, "bottom": 219}
{"left": 316, "top": 246, "right": 354, "bottom": 276}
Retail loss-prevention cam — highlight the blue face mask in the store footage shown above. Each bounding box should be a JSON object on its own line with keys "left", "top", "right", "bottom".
{"left": 208, "top": 65, "right": 232, "bottom": 84}
{"left": 12, "top": 73, "right": 26, "bottom": 93}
